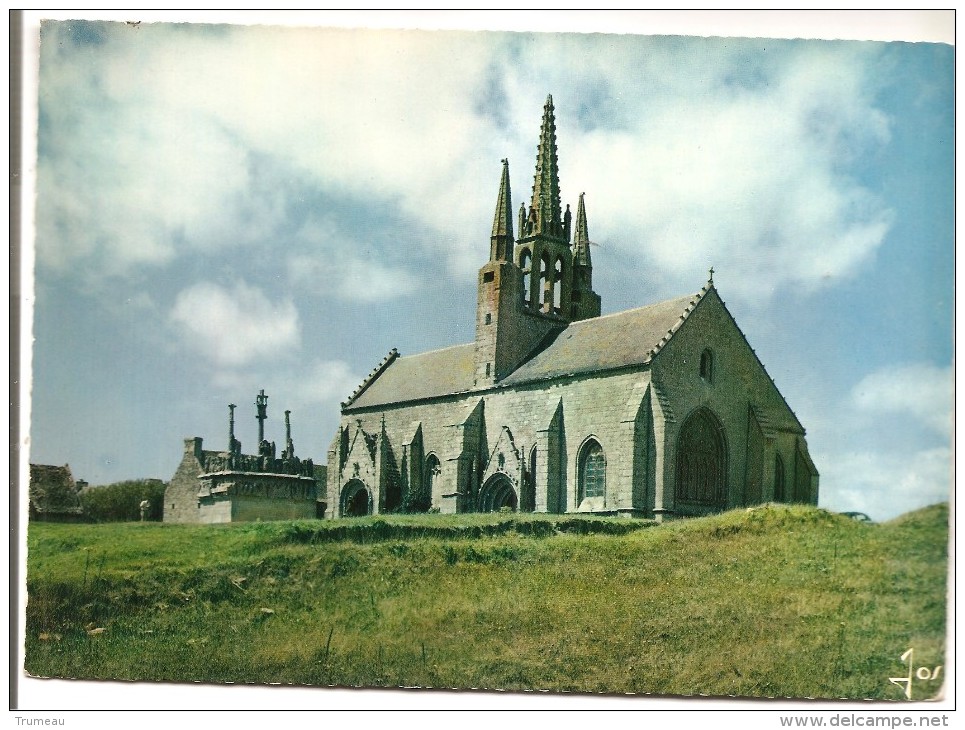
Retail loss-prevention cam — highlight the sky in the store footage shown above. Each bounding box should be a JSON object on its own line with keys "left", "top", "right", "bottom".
{"left": 22, "top": 11, "right": 953, "bottom": 523}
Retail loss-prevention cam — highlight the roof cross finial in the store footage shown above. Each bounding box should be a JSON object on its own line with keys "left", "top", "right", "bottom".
{"left": 708, "top": 266, "right": 715, "bottom": 284}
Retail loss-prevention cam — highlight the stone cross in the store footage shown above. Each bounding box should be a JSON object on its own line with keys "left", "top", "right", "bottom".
{"left": 255, "top": 390, "right": 268, "bottom": 444}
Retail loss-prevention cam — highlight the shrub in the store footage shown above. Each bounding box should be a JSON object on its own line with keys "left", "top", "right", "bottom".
{"left": 399, "top": 489, "right": 432, "bottom": 514}
{"left": 79, "top": 479, "right": 167, "bottom": 522}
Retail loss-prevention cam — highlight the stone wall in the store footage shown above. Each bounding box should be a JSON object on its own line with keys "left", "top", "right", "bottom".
{"left": 164, "top": 437, "right": 205, "bottom": 523}
{"left": 651, "top": 288, "right": 817, "bottom": 515}
{"left": 329, "top": 289, "right": 817, "bottom": 519}
{"left": 28, "top": 463, "right": 85, "bottom": 521}
{"left": 166, "top": 435, "right": 325, "bottom": 524}
{"left": 474, "top": 259, "right": 563, "bottom": 386}
{"left": 331, "top": 368, "right": 655, "bottom": 518}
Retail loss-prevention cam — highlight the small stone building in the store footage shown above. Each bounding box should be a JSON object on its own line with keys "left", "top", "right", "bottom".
{"left": 164, "top": 391, "right": 325, "bottom": 523}
{"left": 326, "top": 95, "right": 818, "bottom": 519}
{"left": 29, "top": 463, "right": 86, "bottom": 522}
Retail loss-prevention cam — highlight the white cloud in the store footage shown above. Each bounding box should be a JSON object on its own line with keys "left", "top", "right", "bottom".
{"left": 294, "top": 360, "right": 364, "bottom": 406}
{"left": 282, "top": 214, "right": 423, "bottom": 302}
{"left": 169, "top": 281, "right": 300, "bottom": 367}
{"left": 553, "top": 43, "right": 894, "bottom": 304}
{"left": 851, "top": 362, "right": 952, "bottom": 438}
{"left": 36, "top": 27, "right": 261, "bottom": 275}
{"left": 287, "top": 252, "right": 420, "bottom": 303}
{"left": 35, "top": 24, "right": 897, "bottom": 305}
{"left": 820, "top": 447, "right": 952, "bottom": 519}
{"left": 36, "top": 23, "right": 507, "bottom": 278}
{"left": 806, "top": 361, "right": 953, "bottom": 520}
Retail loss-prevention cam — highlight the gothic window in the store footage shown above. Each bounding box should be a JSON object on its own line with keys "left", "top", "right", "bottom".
{"left": 553, "top": 258, "right": 564, "bottom": 313}
{"left": 676, "top": 408, "right": 727, "bottom": 506}
{"left": 579, "top": 439, "right": 606, "bottom": 501}
{"left": 540, "top": 254, "right": 551, "bottom": 312}
{"left": 425, "top": 454, "right": 441, "bottom": 497}
{"left": 774, "top": 454, "right": 786, "bottom": 502}
{"left": 520, "top": 248, "right": 533, "bottom": 306}
{"left": 525, "top": 445, "right": 537, "bottom": 512}
{"left": 700, "top": 349, "right": 714, "bottom": 383}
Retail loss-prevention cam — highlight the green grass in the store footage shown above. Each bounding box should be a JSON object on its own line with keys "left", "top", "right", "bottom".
{"left": 23, "top": 503, "right": 949, "bottom": 700}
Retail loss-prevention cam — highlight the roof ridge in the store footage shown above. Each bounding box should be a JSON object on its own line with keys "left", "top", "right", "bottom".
{"left": 643, "top": 285, "right": 711, "bottom": 363}
{"left": 394, "top": 341, "right": 475, "bottom": 358}
{"left": 342, "top": 348, "right": 400, "bottom": 408}
{"left": 570, "top": 290, "right": 703, "bottom": 328}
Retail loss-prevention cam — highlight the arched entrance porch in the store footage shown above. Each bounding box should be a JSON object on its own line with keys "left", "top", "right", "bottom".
{"left": 340, "top": 479, "right": 372, "bottom": 517}
{"left": 675, "top": 407, "right": 727, "bottom": 509}
{"left": 478, "top": 473, "right": 518, "bottom": 513}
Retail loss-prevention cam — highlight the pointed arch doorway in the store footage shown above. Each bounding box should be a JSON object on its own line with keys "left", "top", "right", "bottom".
{"left": 478, "top": 473, "right": 518, "bottom": 513}
{"left": 340, "top": 479, "right": 372, "bottom": 517}
{"left": 675, "top": 408, "right": 727, "bottom": 509}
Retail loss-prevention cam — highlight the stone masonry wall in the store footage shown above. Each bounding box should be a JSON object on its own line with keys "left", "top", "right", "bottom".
{"left": 164, "top": 437, "right": 204, "bottom": 523}
{"left": 332, "top": 290, "right": 816, "bottom": 519}
{"left": 651, "top": 288, "right": 815, "bottom": 515}
{"left": 334, "top": 368, "right": 652, "bottom": 517}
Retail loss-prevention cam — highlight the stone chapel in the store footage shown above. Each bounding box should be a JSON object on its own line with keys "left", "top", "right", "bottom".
{"left": 325, "top": 95, "right": 818, "bottom": 520}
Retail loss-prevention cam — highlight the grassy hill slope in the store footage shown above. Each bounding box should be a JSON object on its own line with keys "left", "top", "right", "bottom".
{"left": 23, "top": 504, "right": 948, "bottom": 700}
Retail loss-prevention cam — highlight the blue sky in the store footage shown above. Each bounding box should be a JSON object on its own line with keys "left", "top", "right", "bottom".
{"left": 25, "top": 12, "right": 953, "bottom": 522}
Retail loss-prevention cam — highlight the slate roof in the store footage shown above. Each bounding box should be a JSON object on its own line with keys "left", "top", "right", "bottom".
{"left": 502, "top": 293, "right": 698, "bottom": 385}
{"left": 346, "top": 343, "right": 478, "bottom": 410}
{"left": 344, "top": 290, "right": 703, "bottom": 411}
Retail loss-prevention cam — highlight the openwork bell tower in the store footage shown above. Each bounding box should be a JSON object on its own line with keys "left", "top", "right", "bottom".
{"left": 474, "top": 95, "right": 601, "bottom": 387}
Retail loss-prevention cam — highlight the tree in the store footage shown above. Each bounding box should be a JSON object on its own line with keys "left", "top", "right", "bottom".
{"left": 79, "top": 479, "right": 167, "bottom": 522}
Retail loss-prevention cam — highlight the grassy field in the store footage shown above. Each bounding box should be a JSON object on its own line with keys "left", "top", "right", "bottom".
{"left": 23, "top": 503, "right": 948, "bottom": 700}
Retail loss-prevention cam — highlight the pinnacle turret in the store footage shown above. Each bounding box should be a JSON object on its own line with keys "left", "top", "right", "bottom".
{"left": 489, "top": 159, "right": 514, "bottom": 262}
{"left": 526, "top": 94, "right": 564, "bottom": 240}
{"left": 573, "top": 193, "right": 591, "bottom": 267}
{"left": 569, "top": 191, "right": 601, "bottom": 321}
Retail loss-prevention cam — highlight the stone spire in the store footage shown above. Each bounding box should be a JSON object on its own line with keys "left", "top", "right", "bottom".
{"left": 528, "top": 94, "right": 564, "bottom": 240}
{"left": 570, "top": 191, "right": 601, "bottom": 321}
{"left": 489, "top": 159, "right": 514, "bottom": 262}
{"left": 573, "top": 193, "right": 592, "bottom": 267}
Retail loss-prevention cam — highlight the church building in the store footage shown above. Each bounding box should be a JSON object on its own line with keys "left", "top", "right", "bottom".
{"left": 326, "top": 95, "right": 818, "bottom": 520}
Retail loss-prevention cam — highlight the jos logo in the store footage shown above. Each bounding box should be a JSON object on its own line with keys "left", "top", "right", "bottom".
{"left": 889, "top": 648, "right": 943, "bottom": 700}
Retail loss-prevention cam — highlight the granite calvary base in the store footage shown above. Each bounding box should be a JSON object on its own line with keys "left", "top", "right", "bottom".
{"left": 164, "top": 392, "right": 326, "bottom": 523}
